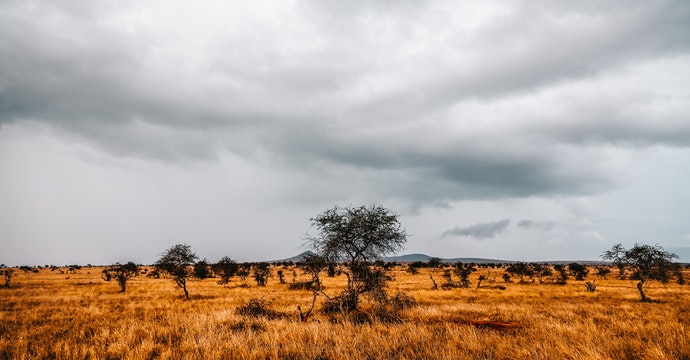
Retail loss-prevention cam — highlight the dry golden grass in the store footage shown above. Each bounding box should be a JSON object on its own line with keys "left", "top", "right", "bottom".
{"left": 1, "top": 265, "right": 689, "bottom": 359}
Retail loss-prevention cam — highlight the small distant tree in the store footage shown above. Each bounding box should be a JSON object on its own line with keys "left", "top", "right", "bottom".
{"left": 595, "top": 266, "right": 611, "bottom": 280}
{"left": 602, "top": 243, "right": 678, "bottom": 302}
{"left": 568, "top": 263, "right": 589, "bottom": 281}
{"left": 193, "top": 259, "right": 211, "bottom": 280}
{"left": 101, "top": 262, "right": 139, "bottom": 292}
{"left": 307, "top": 205, "right": 407, "bottom": 313}
{"left": 237, "top": 264, "right": 250, "bottom": 282}
{"left": 427, "top": 257, "right": 442, "bottom": 269}
{"left": 253, "top": 263, "right": 271, "bottom": 286}
{"left": 553, "top": 264, "right": 568, "bottom": 284}
{"left": 213, "top": 257, "right": 239, "bottom": 285}
{"left": 298, "top": 254, "right": 328, "bottom": 290}
{"left": 675, "top": 267, "right": 685, "bottom": 285}
{"left": 454, "top": 263, "right": 476, "bottom": 287}
{"left": 531, "top": 263, "right": 552, "bottom": 284}
{"left": 506, "top": 263, "right": 533, "bottom": 283}
{"left": 155, "top": 244, "right": 198, "bottom": 300}
{"left": 441, "top": 269, "right": 457, "bottom": 288}
{"left": 476, "top": 274, "right": 487, "bottom": 288}
{"left": 407, "top": 261, "right": 425, "bottom": 275}
{"left": 1, "top": 268, "right": 14, "bottom": 288}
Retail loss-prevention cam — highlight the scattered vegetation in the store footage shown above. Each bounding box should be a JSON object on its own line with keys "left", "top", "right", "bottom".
{"left": 1, "top": 205, "right": 687, "bottom": 359}
{"left": 1, "top": 263, "right": 688, "bottom": 359}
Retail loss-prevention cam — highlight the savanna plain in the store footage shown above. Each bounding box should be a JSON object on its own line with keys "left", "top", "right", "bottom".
{"left": 1, "top": 264, "right": 689, "bottom": 360}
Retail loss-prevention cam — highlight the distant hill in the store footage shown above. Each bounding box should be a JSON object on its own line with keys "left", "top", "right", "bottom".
{"left": 384, "top": 254, "right": 509, "bottom": 264}
{"left": 271, "top": 251, "right": 317, "bottom": 263}
{"left": 271, "top": 248, "right": 690, "bottom": 265}
{"left": 274, "top": 252, "right": 509, "bottom": 264}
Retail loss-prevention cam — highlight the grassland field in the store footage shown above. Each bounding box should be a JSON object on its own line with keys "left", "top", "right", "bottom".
{"left": 1, "top": 264, "right": 689, "bottom": 360}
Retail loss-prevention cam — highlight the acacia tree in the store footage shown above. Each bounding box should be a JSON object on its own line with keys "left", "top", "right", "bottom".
{"left": 601, "top": 243, "right": 678, "bottom": 302}
{"left": 102, "top": 262, "right": 139, "bottom": 292}
{"left": 307, "top": 205, "right": 407, "bottom": 312}
{"left": 213, "top": 256, "right": 239, "bottom": 285}
{"left": 155, "top": 244, "right": 198, "bottom": 299}
{"left": 568, "top": 263, "right": 589, "bottom": 281}
{"left": 1, "top": 267, "right": 14, "bottom": 288}
{"left": 506, "top": 262, "right": 533, "bottom": 283}
{"left": 298, "top": 253, "right": 328, "bottom": 290}
{"left": 553, "top": 264, "right": 568, "bottom": 284}
{"left": 454, "top": 263, "right": 476, "bottom": 287}
{"left": 253, "top": 262, "right": 271, "bottom": 286}
{"left": 530, "top": 263, "right": 552, "bottom": 284}
{"left": 193, "top": 259, "right": 211, "bottom": 280}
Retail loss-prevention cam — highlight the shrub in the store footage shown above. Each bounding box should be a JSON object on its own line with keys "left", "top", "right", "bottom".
{"left": 236, "top": 298, "right": 284, "bottom": 320}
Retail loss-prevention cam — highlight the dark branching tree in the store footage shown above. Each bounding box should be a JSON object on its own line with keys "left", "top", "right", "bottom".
{"left": 553, "top": 264, "right": 568, "bottom": 285}
{"left": 530, "top": 263, "right": 552, "bottom": 284}
{"left": 155, "top": 244, "right": 198, "bottom": 299}
{"left": 506, "top": 262, "right": 533, "bottom": 283}
{"left": 253, "top": 262, "right": 271, "bottom": 286}
{"left": 427, "top": 257, "right": 442, "bottom": 269}
{"left": 1, "top": 267, "right": 14, "bottom": 288}
{"left": 193, "top": 259, "right": 212, "bottom": 280}
{"left": 568, "top": 263, "right": 589, "bottom": 281}
{"left": 236, "top": 264, "right": 250, "bottom": 282}
{"left": 213, "top": 256, "right": 239, "bottom": 285}
{"left": 602, "top": 243, "right": 678, "bottom": 302}
{"left": 595, "top": 266, "right": 611, "bottom": 280}
{"left": 102, "top": 262, "right": 139, "bottom": 292}
{"left": 454, "top": 263, "right": 476, "bottom": 288}
{"left": 406, "top": 261, "right": 425, "bottom": 275}
{"left": 298, "top": 253, "right": 328, "bottom": 290}
{"left": 307, "top": 205, "right": 407, "bottom": 312}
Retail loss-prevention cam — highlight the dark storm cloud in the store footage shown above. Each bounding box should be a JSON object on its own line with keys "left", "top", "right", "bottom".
{"left": 1, "top": 0, "right": 689, "bottom": 203}
{"left": 442, "top": 219, "right": 511, "bottom": 240}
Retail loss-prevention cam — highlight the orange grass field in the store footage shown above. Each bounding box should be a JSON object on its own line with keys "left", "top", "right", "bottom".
{"left": 1, "top": 265, "right": 689, "bottom": 360}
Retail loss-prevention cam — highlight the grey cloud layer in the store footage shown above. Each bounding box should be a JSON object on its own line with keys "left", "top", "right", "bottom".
{"left": 2, "top": 0, "right": 689, "bottom": 204}
{"left": 442, "top": 219, "right": 511, "bottom": 239}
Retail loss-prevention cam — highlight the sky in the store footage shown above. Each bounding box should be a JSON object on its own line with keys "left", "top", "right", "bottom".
{"left": 1, "top": 0, "right": 690, "bottom": 266}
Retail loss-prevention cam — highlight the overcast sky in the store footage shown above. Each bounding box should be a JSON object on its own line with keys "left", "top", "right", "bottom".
{"left": 2, "top": 0, "right": 690, "bottom": 266}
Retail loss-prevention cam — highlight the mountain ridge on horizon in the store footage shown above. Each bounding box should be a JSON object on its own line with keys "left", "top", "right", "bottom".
{"left": 271, "top": 251, "right": 608, "bottom": 264}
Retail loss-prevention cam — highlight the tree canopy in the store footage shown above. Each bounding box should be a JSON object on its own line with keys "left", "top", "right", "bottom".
{"left": 307, "top": 205, "right": 407, "bottom": 266}
{"left": 155, "top": 244, "right": 198, "bottom": 299}
{"left": 307, "top": 205, "right": 407, "bottom": 313}
{"left": 601, "top": 243, "right": 678, "bottom": 301}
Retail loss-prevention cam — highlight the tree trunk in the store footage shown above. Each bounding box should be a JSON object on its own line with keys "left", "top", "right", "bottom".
{"left": 636, "top": 280, "right": 647, "bottom": 301}
{"left": 179, "top": 278, "right": 189, "bottom": 300}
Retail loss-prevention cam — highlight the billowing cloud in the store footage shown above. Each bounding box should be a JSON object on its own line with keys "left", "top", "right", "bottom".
{"left": 1, "top": 1, "right": 689, "bottom": 265}
{"left": 442, "top": 219, "right": 511, "bottom": 240}
{"left": 1, "top": 1, "right": 689, "bottom": 205}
